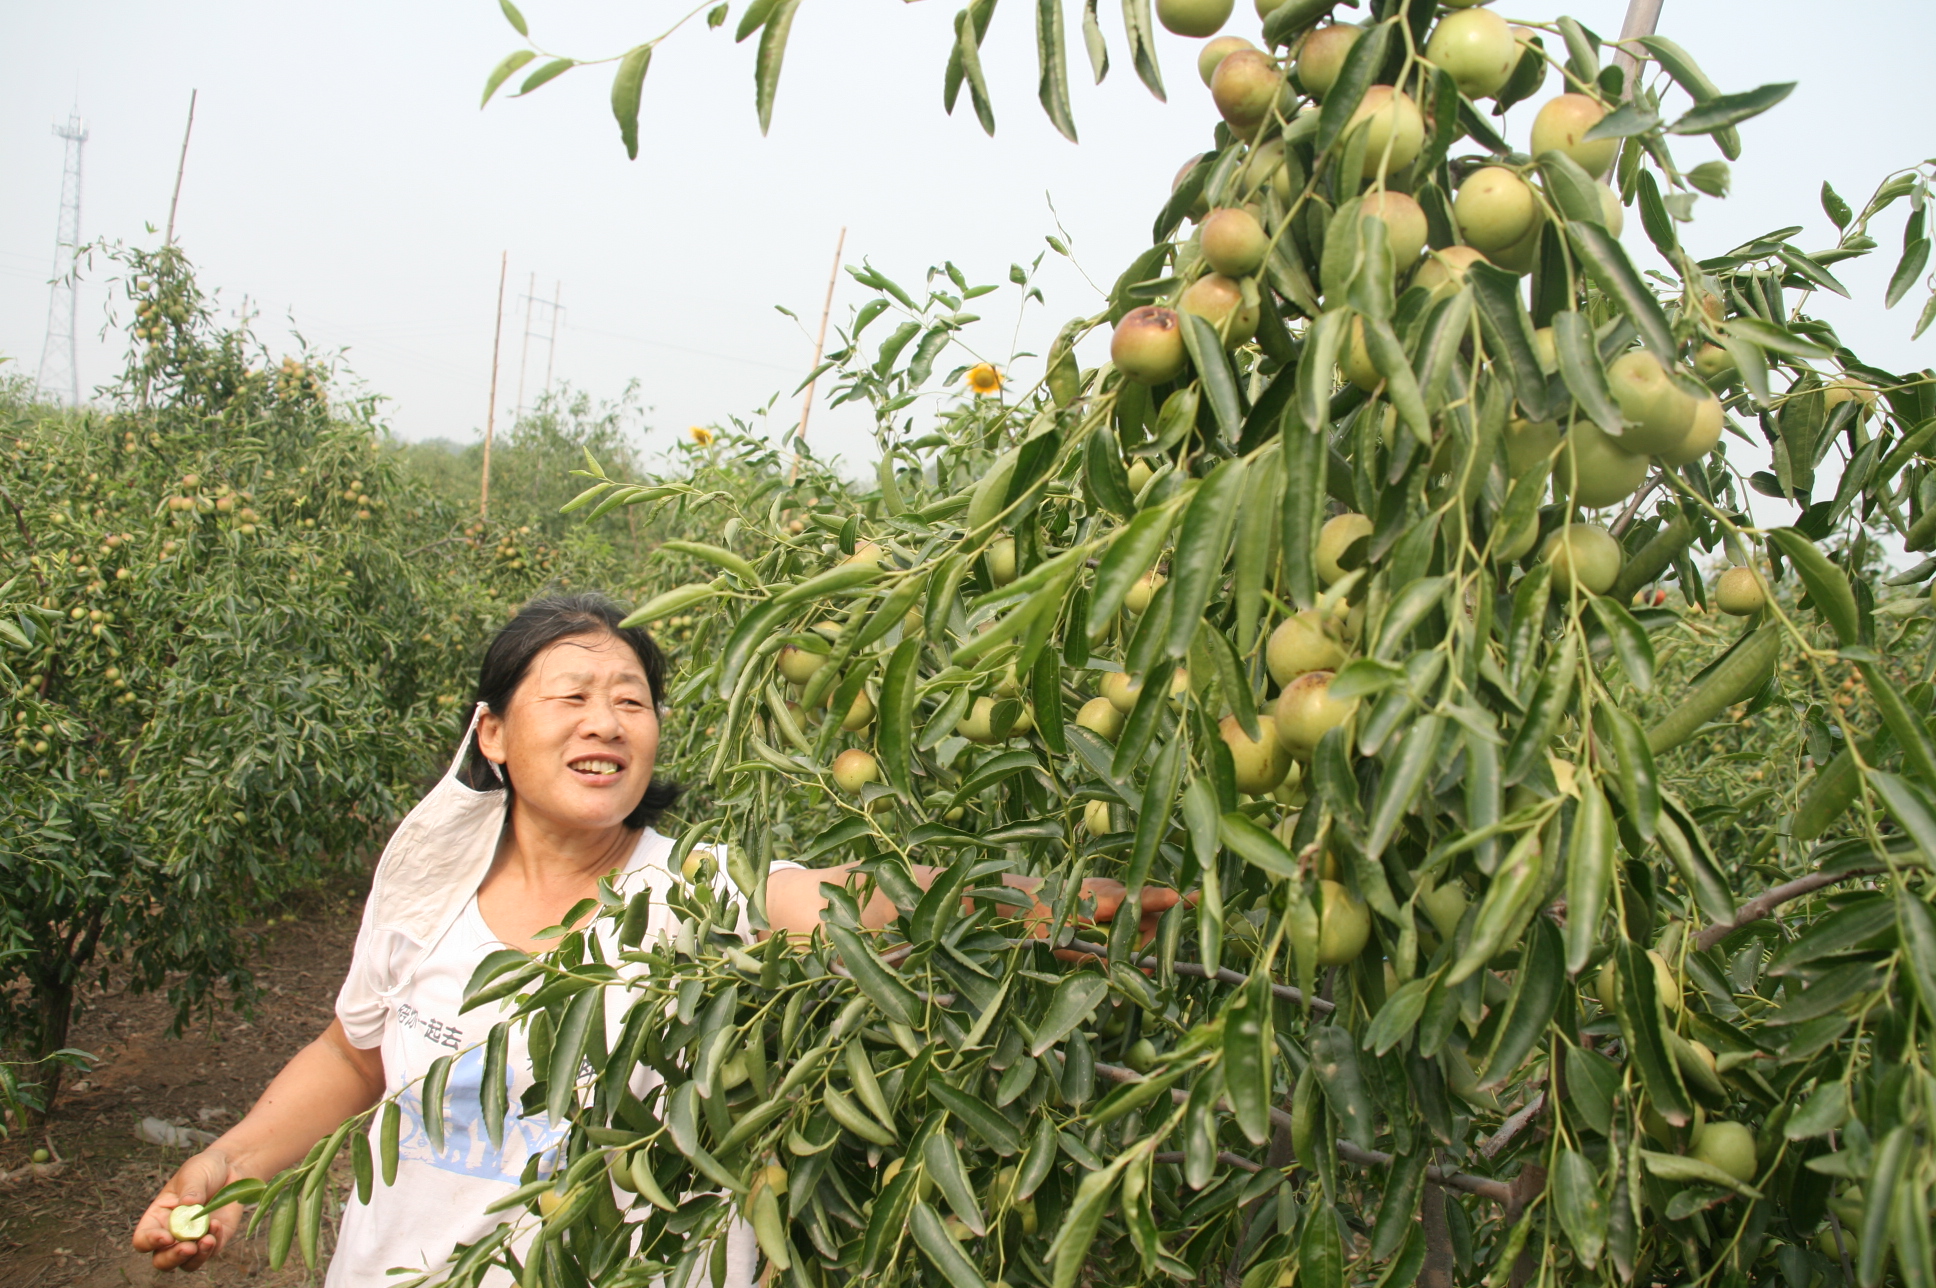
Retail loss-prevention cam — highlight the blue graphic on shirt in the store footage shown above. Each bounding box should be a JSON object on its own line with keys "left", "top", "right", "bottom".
{"left": 394, "top": 1043, "right": 566, "bottom": 1182}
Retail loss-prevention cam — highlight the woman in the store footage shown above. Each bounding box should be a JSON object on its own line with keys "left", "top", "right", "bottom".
{"left": 134, "top": 591, "right": 1176, "bottom": 1283}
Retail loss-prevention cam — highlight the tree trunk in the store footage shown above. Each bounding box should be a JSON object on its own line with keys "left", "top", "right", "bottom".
{"left": 28, "top": 975, "right": 76, "bottom": 1121}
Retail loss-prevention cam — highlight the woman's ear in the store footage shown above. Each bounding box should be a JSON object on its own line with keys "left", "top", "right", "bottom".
{"left": 475, "top": 707, "right": 506, "bottom": 768}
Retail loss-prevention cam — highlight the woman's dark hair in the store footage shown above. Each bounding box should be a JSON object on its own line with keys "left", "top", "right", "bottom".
{"left": 461, "top": 591, "right": 681, "bottom": 829}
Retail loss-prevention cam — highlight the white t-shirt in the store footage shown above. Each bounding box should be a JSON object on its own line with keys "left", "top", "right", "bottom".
{"left": 327, "top": 828, "right": 794, "bottom": 1287}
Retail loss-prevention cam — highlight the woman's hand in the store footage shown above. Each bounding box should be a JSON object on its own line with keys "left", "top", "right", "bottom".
{"left": 131, "top": 1146, "right": 247, "bottom": 1271}
{"left": 1028, "top": 877, "right": 1192, "bottom": 954}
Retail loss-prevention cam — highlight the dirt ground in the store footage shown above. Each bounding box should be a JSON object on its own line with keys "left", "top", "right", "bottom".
{"left": 0, "top": 880, "right": 366, "bottom": 1286}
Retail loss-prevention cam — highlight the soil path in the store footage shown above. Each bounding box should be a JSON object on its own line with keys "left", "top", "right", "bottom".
{"left": 0, "top": 880, "right": 366, "bottom": 1286}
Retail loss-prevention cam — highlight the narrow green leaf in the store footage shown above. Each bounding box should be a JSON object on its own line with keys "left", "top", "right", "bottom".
{"left": 1368, "top": 715, "right": 1445, "bottom": 863}
{"left": 1669, "top": 82, "right": 1796, "bottom": 135}
{"left": 1120, "top": 0, "right": 1165, "bottom": 101}
{"left": 1219, "top": 812, "right": 1299, "bottom": 879}
{"left": 545, "top": 986, "right": 599, "bottom": 1122}
{"left": 1224, "top": 970, "right": 1275, "bottom": 1145}
{"left": 1552, "top": 1148, "right": 1608, "bottom": 1269}
{"left": 1552, "top": 311, "right": 1623, "bottom": 435}
{"left": 1180, "top": 313, "right": 1243, "bottom": 437}
{"left": 421, "top": 1054, "right": 453, "bottom": 1152}
{"left": 1479, "top": 917, "right": 1563, "bottom": 1088}
{"left": 481, "top": 50, "right": 539, "bottom": 107}
{"left": 1587, "top": 596, "right": 1656, "bottom": 693}
{"left": 1564, "top": 778, "right": 1614, "bottom": 974}
{"left": 1766, "top": 528, "right": 1859, "bottom": 646}
{"left": 1164, "top": 458, "right": 1245, "bottom": 658}
{"left": 828, "top": 923, "right": 922, "bottom": 1026}
{"left": 609, "top": 44, "right": 653, "bottom": 159}
{"left": 1565, "top": 222, "right": 1674, "bottom": 359}
{"left": 1309, "top": 1023, "right": 1375, "bottom": 1150}
{"left": 1468, "top": 262, "right": 1550, "bottom": 420}
{"left": 498, "top": 0, "right": 529, "bottom": 36}
{"left": 753, "top": 0, "right": 805, "bottom": 135}
{"left": 911, "top": 1200, "right": 989, "bottom": 1288}
{"left": 1315, "top": 19, "right": 1394, "bottom": 157}
{"left": 515, "top": 58, "right": 576, "bottom": 97}
{"left": 1036, "top": 0, "right": 1078, "bottom": 142}
{"left": 481, "top": 1021, "right": 510, "bottom": 1149}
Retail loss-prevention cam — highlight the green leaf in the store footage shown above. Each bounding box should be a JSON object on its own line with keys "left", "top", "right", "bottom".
{"left": 911, "top": 1200, "right": 989, "bottom": 1288}
{"left": 1120, "top": 0, "right": 1165, "bottom": 101}
{"left": 1563, "top": 778, "right": 1614, "bottom": 974}
{"left": 1894, "top": 889, "right": 1936, "bottom": 1020}
{"left": 1088, "top": 503, "right": 1178, "bottom": 635}
{"left": 1860, "top": 1128, "right": 1909, "bottom": 1288}
{"left": 1614, "top": 941, "right": 1692, "bottom": 1126}
{"left": 1179, "top": 313, "right": 1243, "bottom": 437}
{"left": 609, "top": 44, "right": 653, "bottom": 158}
{"left": 1725, "top": 316, "right": 1833, "bottom": 361}
{"left": 1785, "top": 1082, "right": 1851, "bottom": 1139}
{"left": 1299, "top": 1200, "right": 1346, "bottom": 1288}
{"left": 1316, "top": 19, "right": 1394, "bottom": 157}
{"left": 380, "top": 1102, "right": 399, "bottom": 1186}
{"left": 1164, "top": 457, "right": 1245, "bottom": 659}
{"left": 1365, "top": 977, "right": 1433, "bottom": 1056}
{"left": 1084, "top": 427, "right": 1136, "bottom": 518}
{"left": 1219, "top": 812, "right": 1299, "bottom": 880}
{"left": 753, "top": 0, "right": 804, "bottom": 135}
{"left": 1669, "top": 82, "right": 1796, "bottom": 135}
{"left": 480, "top": 1021, "right": 510, "bottom": 1149}
{"left": 1587, "top": 596, "right": 1656, "bottom": 693}
{"left": 1565, "top": 221, "right": 1675, "bottom": 360}
{"left": 1552, "top": 311, "right": 1623, "bottom": 435}
{"left": 1309, "top": 1023, "right": 1375, "bottom": 1150}
{"left": 953, "top": 2, "right": 998, "bottom": 134}
{"left": 1047, "top": 1152, "right": 1131, "bottom": 1288}
{"left": 422, "top": 1054, "right": 453, "bottom": 1152}
{"left": 481, "top": 50, "right": 538, "bottom": 108}
{"left": 827, "top": 924, "right": 922, "bottom": 1026}
{"left": 1640, "top": 1149, "right": 1762, "bottom": 1198}
{"left": 1035, "top": 0, "right": 1078, "bottom": 142}
{"left": 737, "top": 0, "right": 781, "bottom": 41}
{"left": 1282, "top": 408, "right": 1328, "bottom": 609}
{"left": 1372, "top": 1145, "right": 1429, "bottom": 1259}
{"left": 1468, "top": 262, "right": 1551, "bottom": 420}
{"left": 1887, "top": 237, "right": 1929, "bottom": 311}
{"left": 1552, "top": 1148, "right": 1608, "bottom": 1269}
{"left": 1081, "top": 0, "right": 1108, "bottom": 83}
{"left": 1479, "top": 917, "right": 1563, "bottom": 1088}
{"left": 498, "top": 0, "right": 529, "bottom": 35}
{"left": 929, "top": 1080, "right": 1022, "bottom": 1155}
{"left": 1224, "top": 970, "right": 1275, "bottom": 1145}
{"left": 545, "top": 985, "right": 599, "bottom": 1122}
{"left": 1766, "top": 529, "right": 1859, "bottom": 646}
{"left": 1031, "top": 973, "right": 1111, "bottom": 1056}
{"left": 1368, "top": 715, "right": 1445, "bottom": 863}
{"left": 1776, "top": 244, "right": 1851, "bottom": 299}
{"left": 515, "top": 58, "right": 577, "bottom": 97}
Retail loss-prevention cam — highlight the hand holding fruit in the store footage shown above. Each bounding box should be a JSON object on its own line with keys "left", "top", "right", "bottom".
{"left": 132, "top": 1146, "right": 245, "bottom": 1271}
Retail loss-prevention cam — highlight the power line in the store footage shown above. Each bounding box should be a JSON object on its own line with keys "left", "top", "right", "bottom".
{"left": 36, "top": 108, "right": 88, "bottom": 406}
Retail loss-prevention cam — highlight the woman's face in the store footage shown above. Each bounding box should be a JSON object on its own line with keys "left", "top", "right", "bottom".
{"left": 476, "top": 632, "right": 661, "bottom": 834}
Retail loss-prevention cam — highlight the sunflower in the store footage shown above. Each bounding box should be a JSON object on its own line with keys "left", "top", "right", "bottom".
{"left": 689, "top": 426, "right": 715, "bottom": 446}
{"left": 966, "top": 363, "right": 1003, "bottom": 396}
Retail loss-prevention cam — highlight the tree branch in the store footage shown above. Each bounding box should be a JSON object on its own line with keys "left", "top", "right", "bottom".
{"left": 1693, "top": 866, "right": 1884, "bottom": 951}
{"left": 1049, "top": 938, "right": 1336, "bottom": 1013}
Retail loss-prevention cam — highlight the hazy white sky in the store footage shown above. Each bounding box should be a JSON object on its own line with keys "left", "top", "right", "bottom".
{"left": 3, "top": 0, "right": 1931, "bottom": 497}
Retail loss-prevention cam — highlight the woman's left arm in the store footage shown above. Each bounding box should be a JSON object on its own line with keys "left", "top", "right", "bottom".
{"left": 765, "top": 863, "right": 1183, "bottom": 945}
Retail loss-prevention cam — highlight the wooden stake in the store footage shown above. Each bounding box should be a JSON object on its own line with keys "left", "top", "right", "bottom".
{"left": 482, "top": 252, "right": 508, "bottom": 519}
{"left": 1611, "top": 0, "right": 1664, "bottom": 95}
{"left": 792, "top": 226, "right": 846, "bottom": 481}
{"left": 165, "top": 90, "right": 198, "bottom": 246}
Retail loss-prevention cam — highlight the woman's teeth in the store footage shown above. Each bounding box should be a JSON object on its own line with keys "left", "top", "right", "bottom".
{"left": 573, "top": 760, "right": 621, "bottom": 774}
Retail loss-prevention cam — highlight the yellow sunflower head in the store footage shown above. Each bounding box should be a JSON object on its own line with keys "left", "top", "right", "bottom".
{"left": 966, "top": 363, "right": 1003, "bottom": 396}
{"left": 689, "top": 426, "right": 715, "bottom": 446}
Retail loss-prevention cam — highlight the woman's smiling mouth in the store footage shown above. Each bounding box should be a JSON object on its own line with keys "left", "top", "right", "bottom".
{"left": 568, "top": 757, "right": 625, "bottom": 778}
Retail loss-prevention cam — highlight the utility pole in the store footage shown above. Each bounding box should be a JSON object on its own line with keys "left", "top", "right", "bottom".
{"left": 165, "top": 90, "right": 198, "bottom": 246}
{"left": 792, "top": 226, "right": 846, "bottom": 481}
{"left": 482, "top": 252, "right": 507, "bottom": 519}
{"left": 543, "top": 280, "right": 563, "bottom": 399}
{"left": 514, "top": 271, "right": 537, "bottom": 421}
{"left": 35, "top": 109, "right": 88, "bottom": 407}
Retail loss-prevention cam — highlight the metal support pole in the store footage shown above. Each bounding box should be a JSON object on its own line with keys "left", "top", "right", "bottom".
{"left": 1611, "top": 0, "right": 1664, "bottom": 95}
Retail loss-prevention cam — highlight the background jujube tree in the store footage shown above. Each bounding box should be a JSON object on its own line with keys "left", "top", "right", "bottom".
{"left": 220, "top": 2, "right": 1936, "bottom": 1286}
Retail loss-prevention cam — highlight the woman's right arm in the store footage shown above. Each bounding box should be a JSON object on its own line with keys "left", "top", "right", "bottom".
{"left": 131, "top": 1017, "right": 387, "bottom": 1271}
